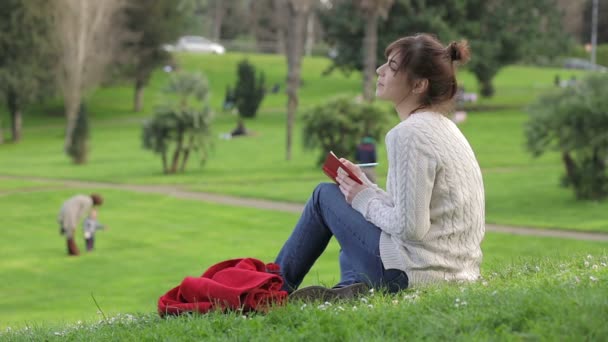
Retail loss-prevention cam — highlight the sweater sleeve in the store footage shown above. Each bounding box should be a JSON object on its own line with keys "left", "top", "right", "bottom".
{"left": 352, "top": 132, "right": 436, "bottom": 241}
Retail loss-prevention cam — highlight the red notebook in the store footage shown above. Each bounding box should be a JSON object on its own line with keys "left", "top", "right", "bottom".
{"left": 322, "top": 151, "right": 363, "bottom": 185}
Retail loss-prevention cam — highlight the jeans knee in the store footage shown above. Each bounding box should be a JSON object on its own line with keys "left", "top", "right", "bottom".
{"left": 313, "top": 183, "right": 340, "bottom": 204}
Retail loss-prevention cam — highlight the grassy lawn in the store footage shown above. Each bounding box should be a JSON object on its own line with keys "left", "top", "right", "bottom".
{"left": 4, "top": 253, "right": 607, "bottom": 341}
{"left": 0, "top": 188, "right": 606, "bottom": 334}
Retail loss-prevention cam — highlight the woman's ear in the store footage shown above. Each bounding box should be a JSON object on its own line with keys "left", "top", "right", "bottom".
{"left": 413, "top": 78, "right": 429, "bottom": 94}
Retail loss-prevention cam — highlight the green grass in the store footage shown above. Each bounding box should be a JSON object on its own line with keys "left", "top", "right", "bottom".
{"left": 2, "top": 253, "right": 607, "bottom": 340}
{"left": 0, "top": 188, "right": 606, "bottom": 333}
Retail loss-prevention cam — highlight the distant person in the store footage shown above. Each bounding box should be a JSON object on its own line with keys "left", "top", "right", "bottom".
{"left": 83, "top": 208, "right": 106, "bottom": 252}
{"left": 274, "top": 33, "right": 484, "bottom": 301}
{"left": 354, "top": 136, "right": 378, "bottom": 183}
{"left": 231, "top": 120, "right": 247, "bottom": 137}
{"left": 271, "top": 83, "right": 281, "bottom": 94}
{"left": 58, "top": 194, "right": 104, "bottom": 256}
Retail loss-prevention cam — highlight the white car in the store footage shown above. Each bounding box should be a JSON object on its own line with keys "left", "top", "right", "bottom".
{"left": 163, "top": 36, "right": 225, "bottom": 54}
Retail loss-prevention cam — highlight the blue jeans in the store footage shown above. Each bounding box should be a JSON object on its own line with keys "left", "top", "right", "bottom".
{"left": 275, "top": 183, "right": 408, "bottom": 293}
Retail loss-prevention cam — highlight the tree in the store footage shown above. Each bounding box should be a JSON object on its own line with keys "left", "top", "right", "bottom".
{"left": 302, "top": 96, "right": 390, "bottom": 165}
{"left": 276, "top": 0, "right": 315, "bottom": 161}
{"left": 357, "top": 0, "right": 394, "bottom": 102}
{"left": 142, "top": 72, "right": 213, "bottom": 174}
{"left": 51, "top": 0, "right": 134, "bottom": 161}
{"left": 320, "top": 0, "right": 567, "bottom": 98}
{"left": 319, "top": 0, "right": 464, "bottom": 80}
{"left": 234, "top": 59, "right": 266, "bottom": 129}
{"left": 0, "top": 0, "right": 55, "bottom": 142}
{"left": 125, "top": 0, "right": 192, "bottom": 112}
{"left": 526, "top": 74, "right": 608, "bottom": 200}
{"left": 459, "top": 0, "right": 567, "bottom": 97}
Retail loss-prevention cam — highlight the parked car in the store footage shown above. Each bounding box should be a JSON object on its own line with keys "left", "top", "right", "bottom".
{"left": 163, "top": 36, "right": 225, "bottom": 54}
{"left": 563, "top": 58, "right": 607, "bottom": 72}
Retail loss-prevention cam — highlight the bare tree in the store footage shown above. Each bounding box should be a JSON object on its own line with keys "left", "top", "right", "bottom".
{"left": 358, "top": 0, "right": 394, "bottom": 102}
{"left": 51, "top": 0, "right": 133, "bottom": 154}
{"left": 276, "top": 0, "right": 315, "bottom": 160}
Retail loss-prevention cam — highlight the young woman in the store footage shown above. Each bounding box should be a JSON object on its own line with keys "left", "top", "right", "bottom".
{"left": 275, "top": 33, "right": 485, "bottom": 301}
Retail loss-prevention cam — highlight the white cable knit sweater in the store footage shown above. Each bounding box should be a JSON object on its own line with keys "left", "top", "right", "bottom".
{"left": 352, "top": 111, "right": 485, "bottom": 287}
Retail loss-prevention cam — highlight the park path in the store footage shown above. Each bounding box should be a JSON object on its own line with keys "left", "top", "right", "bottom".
{"left": 1, "top": 174, "right": 608, "bottom": 242}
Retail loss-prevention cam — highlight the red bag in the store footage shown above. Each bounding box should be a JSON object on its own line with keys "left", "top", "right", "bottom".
{"left": 158, "top": 258, "right": 288, "bottom": 317}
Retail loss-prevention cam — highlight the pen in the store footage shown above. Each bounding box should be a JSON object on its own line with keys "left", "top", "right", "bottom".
{"left": 356, "top": 163, "right": 378, "bottom": 167}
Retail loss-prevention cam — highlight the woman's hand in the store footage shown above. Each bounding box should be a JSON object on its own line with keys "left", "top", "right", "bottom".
{"left": 336, "top": 158, "right": 369, "bottom": 203}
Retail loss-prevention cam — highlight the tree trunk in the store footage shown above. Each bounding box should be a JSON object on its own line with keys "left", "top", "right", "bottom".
{"left": 64, "top": 105, "right": 79, "bottom": 152}
{"left": 7, "top": 90, "right": 23, "bottom": 142}
{"left": 134, "top": 78, "right": 145, "bottom": 112}
{"left": 284, "top": 1, "right": 311, "bottom": 161}
{"left": 180, "top": 134, "right": 195, "bottom": 172}
{"left": 212, "top": 0, "right": 224, "bottom": 42}
{"left": 170, "top": 130, "right": 184, "bottom": 173}
{"left": 304, "top": 11, "right": 315, "bottom": 56}
{"left": 362, "top": 10, "right": 378, "bottom": 102}
{"left": 162, "top": 150, "right": 168, "bottom": 174}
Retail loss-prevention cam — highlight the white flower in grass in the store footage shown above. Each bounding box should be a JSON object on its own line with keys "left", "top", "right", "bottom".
{"left": 336, "top": 306, "right": 345, "bottom": 311}
{"left": 535, "top": 266, "right": 540, "bottom": 272}
{"left": 587, "top": 254, "right": 593, "bottom": 260}
{"left": 482, "top": 281, "right": 489, "bottom": 286}
{"left": 590, "top": 276, "right": 598, "bottom": 282}
{"left": 392, "top": 299, "right": 399, "bottom": 305}
{"left": 5, "top": 327, "right": 11, "bottom": 332}
{"left": 352, "top": 306, "right": 358, "bottom": 311}
{"left": 491, "top": 291, "right": 498, "bottom": 296}
{"left": 360, "top": 297, "right": 368, "bottom": 304}
{"left": 584, "top": 261, "right": 590, "bottom": 267}
{"left": 317, "top": 303, "right": 328, "bottom": 311}
{"left": 300, "top": 304, "right": 307, "bottom": 311}
{"left": 574, "top": 276, "right": 581, "bottom": 283}
{"left": 367, "top": 304, "right": 374, "bottom": 309}
{"left": 592, "top": 264, "right": 599, "bottom": 270}
{"left": 54, "top": 332, "right": 64, "bottom": 336}
{"left": 601, "top": 262, "right": 607, "bottom": 267}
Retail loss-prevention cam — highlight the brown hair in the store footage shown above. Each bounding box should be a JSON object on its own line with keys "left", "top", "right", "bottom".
{"left": 91, "top": 193, "right": 104, "bottom": 206}
{"left": 385, "top": 33, "right": 470, "bottom": 107}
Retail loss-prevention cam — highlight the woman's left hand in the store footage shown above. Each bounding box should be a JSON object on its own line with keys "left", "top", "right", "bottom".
{"left": 337, "top": 170, "right": 368, "bottom": 204}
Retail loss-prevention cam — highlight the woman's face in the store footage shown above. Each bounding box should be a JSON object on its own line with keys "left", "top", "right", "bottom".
{"left": 375, "top": 51, "right": 413, "bottom": 104}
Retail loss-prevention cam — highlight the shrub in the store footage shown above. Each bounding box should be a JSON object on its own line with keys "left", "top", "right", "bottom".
{"left": 142, "top": 72, "right": 213, "bottom": 174}
{"left": 234, "top": 60, "right": 265, "bottom": 119}
{"left": 526, "top": 74, "right": 608, "bottom": 200}
{"left": 302, "top": 96, "right": 391, "bottom": 165}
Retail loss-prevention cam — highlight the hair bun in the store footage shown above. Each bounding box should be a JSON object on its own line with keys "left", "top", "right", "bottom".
{"left": 448, "top": 40, "right": 470, "bottom": 64}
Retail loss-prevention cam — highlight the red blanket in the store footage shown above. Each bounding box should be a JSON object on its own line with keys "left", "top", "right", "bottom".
{"left": 158, "top": 258, "right": 288, "bottom": 316}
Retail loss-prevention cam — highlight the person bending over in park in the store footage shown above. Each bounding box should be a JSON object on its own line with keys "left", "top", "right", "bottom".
{"left": 83, "top": 208, "right": 107, "bottom": 252}
{"left": 58, "top": 193, "right": 104, "bottom": 256}
{"left": 275, "top": 33, "right": 485, "bottom": 301}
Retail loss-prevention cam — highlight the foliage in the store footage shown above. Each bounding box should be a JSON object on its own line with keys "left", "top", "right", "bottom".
{"left": 234, "top": 59, "right": 266, "bottom": 119}
{"left": 302, "top": 96, "right": 390, "bottom": 165}
{"left": 124, "top": 0, "right": 192, "bottom": 111}
{"left": 526, "top": 74, "right": 608, "bottom": 200}
{"left": 142, "top": 72, "right": 213, "bottom": 173}
{"left": 319, "top": 0, "right": 462, "bottom": 75}
{"left": 319, "top": 0, "right": 569, "bottom": 98}
{"left": 66, "top": 104, "right": 90, "bottom": 164}
{"left": 0, "top": 0, "right": 55, "bottom": 141}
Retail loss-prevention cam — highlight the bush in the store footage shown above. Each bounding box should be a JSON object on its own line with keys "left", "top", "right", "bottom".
{"left": 302, "top": 96, "right": 391, "bottom": 165}
{"left": 526, "top": 74, "right": 608, "bottom": 200}
{"left": 66, "top": 104, "right": 89, "bottom": 164}
{"left": 142, "top": 72, "right": 213, "bottom": 174}
{"left": 234, "top": 59, "right": 265, "bottom": 119}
